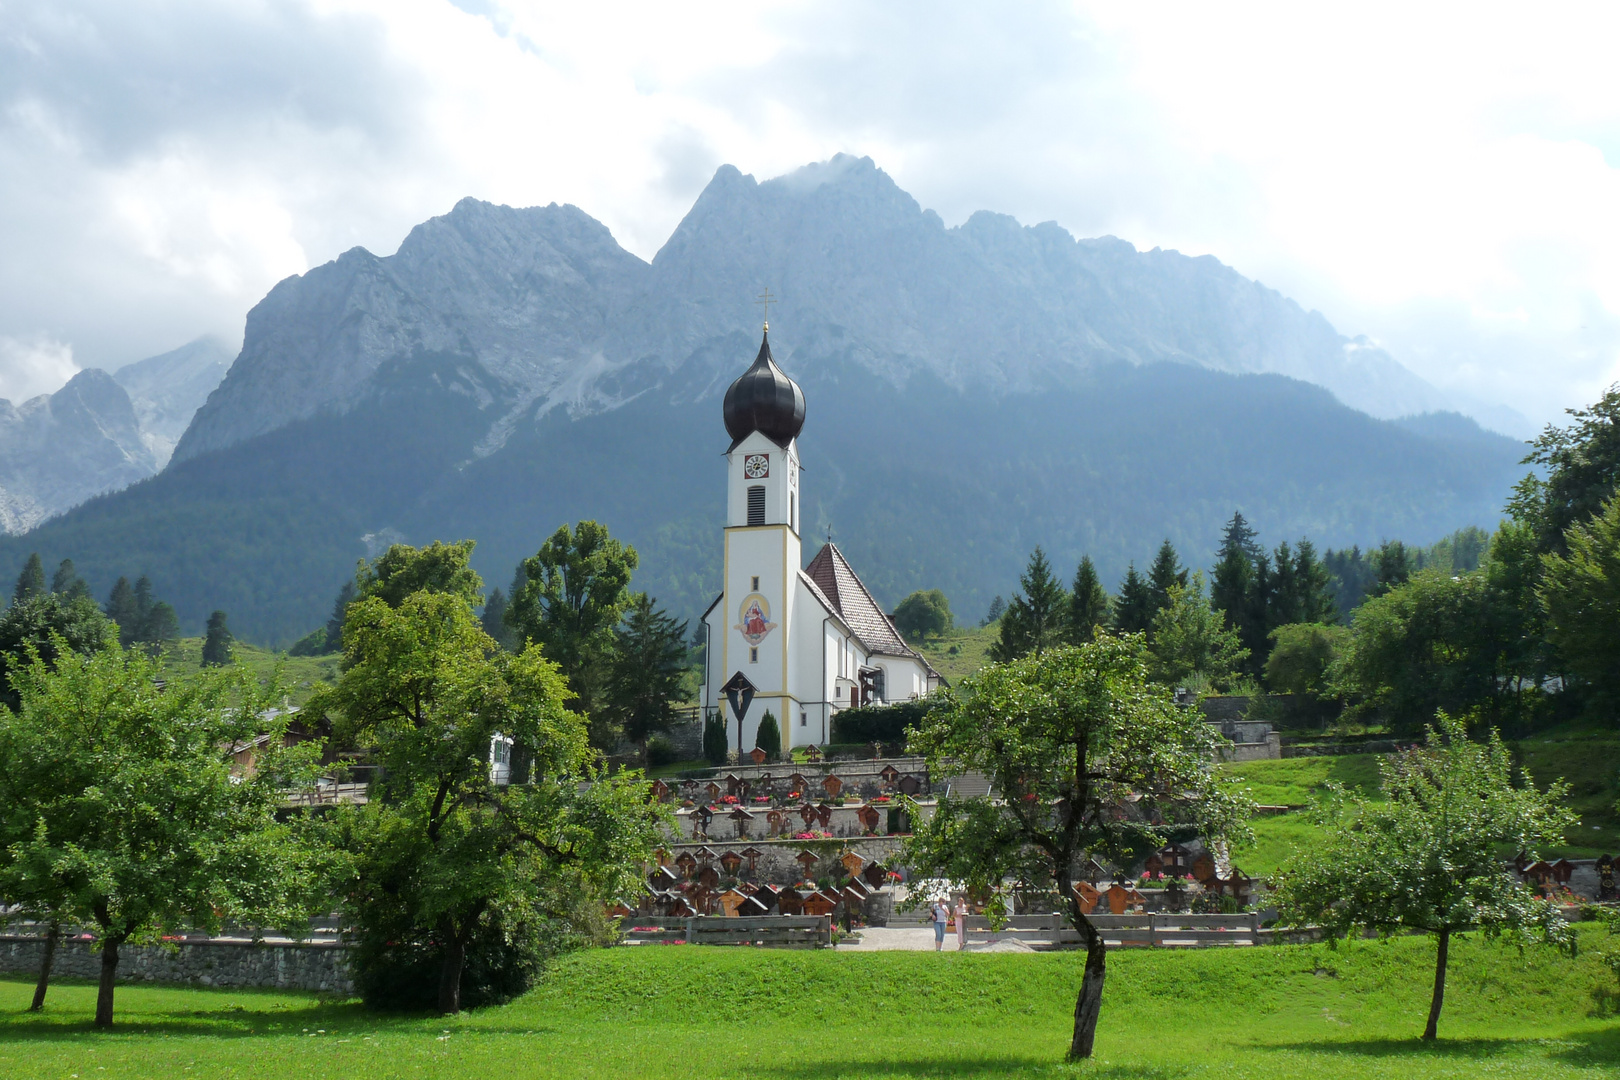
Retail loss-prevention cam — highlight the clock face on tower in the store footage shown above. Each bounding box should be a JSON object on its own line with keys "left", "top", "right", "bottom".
{"left": 743, "top": 453, "right": 770, "bottom": 479}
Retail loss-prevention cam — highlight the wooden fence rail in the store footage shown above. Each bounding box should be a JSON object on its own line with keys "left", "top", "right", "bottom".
{"left": 962, "top": 912, "right": 1267, "bottom": 948}
{"left": 620, "top": 915, "right": 833, "bottom": 948}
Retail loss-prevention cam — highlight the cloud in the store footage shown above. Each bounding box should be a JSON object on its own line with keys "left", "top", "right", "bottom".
{"left": 0, "top": 336, "right": 78, "bottom": 403}
{"left": 0, "top": 0, "right": 1616, "bottom": 428}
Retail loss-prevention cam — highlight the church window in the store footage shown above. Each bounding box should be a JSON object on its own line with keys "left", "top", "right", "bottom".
{"left": 747, "top": 485, "right": 765, "bottom": 525}
{"left": 791, "top": 493, "right": 797, "bottom": 533}
{"left": 750, "top": 646, "right": 758, "bottom": 663}
{"left": 751, "top": 575, "right": 759, "bottom": 591}
{"left": 800, "top": 710, "right": 807, "bottom": 727}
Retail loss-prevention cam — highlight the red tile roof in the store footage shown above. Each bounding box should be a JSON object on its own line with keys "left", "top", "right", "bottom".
{"left": 803, "top": 543, "right": 922, "bottom": 661}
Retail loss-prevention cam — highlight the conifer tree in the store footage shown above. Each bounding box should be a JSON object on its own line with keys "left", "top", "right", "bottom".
{"left": 1146, "top": 540, "right": 1188, "bottom": 615}
{"left": 49, "top": 559, "right": 89, "bottom": 601}
{"left": 479, "top": 588, "right": 517, "bottom": 652}
{"left": 606, "top": 593, "right": 690, "bottom": 759}
{"left": 755, "top": 709, "right": 782, "bottom": 760}
{"left": 1211, "top": 513, "right": 1256, "bottom": 629}
{"left": 202, "top": 611, "right": 233, "bottom": 667}
{"left": 322, "top": 580, "right": 356, "bottom": 655}
{"left": 12, "top": 554, "right": 45, "bottom": 606}
{"left": 990, "top": 547, "right": 1068, "bottom": 662}
{"left": 1066, "top": 556, "right": 1110, "bottom": 643}
{"left": 104, "top": 577, "right": 139, "bottom": 648}
{"left": 1112, "top": 564, "right": 1155, "bottom": 635}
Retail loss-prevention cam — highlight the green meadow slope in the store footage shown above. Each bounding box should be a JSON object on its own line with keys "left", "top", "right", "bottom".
{"left": 3, "top": 928, "right": 1617, "bottom": 1079}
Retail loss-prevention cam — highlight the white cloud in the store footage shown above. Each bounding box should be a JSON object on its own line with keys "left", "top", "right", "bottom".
{"left": 0, "top": 336, "right": 78, "bottom": 403}
{"left": 0, "top": 0, "right": 1617, "bottom": 427}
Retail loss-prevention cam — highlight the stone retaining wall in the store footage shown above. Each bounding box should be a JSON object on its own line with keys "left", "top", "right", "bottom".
{"left": 0, "top": 936, "right": 354, "bottom": 995}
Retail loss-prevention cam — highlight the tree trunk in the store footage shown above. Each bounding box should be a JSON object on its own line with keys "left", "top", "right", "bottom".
{"left": 1423, "top": 927, "right": 1450, "bottom": 1040}
{"left": 29, "top": 921, "right": 59, "bottom": 1011}
{"left": 438, "top": 939, "right": 466, "bottom": 1015}
{"left": 95, "top": 937, "right": 120, "bottom": 1028}
{"left": 1069, "top": 918, "right": 1108, "bottom": 1060}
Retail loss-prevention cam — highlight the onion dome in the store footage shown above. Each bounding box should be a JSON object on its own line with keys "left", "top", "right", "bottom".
{"left": 723, "top": 330, "right": 805, "bottom": 449}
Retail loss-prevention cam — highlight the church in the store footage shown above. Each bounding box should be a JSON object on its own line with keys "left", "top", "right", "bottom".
{"left": 698, "top": 326, "right": 942, "bottom": 755}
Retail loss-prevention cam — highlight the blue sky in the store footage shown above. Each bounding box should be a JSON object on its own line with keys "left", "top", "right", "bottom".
{"left": 2, "top": 0, "right": 1617, "bottom": 432}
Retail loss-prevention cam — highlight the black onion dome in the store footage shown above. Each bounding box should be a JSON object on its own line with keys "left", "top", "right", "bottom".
{"left": 723, "top": 330, "right": 806, "bottom": 448}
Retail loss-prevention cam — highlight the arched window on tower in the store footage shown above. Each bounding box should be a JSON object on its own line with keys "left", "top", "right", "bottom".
{"left": 747, "top": 485, "right": 766, "bottom": 526}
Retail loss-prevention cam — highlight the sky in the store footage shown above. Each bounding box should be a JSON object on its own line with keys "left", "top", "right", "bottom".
{"left": 2, "top": 1, "right": 1618, "bottom": 433}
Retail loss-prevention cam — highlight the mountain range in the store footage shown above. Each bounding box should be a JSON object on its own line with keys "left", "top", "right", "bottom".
{"left": 0, "top": 156, "right": 1527, "bottom": 643}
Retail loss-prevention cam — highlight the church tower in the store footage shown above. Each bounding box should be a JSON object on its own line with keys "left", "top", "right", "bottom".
{"left": 713, "top": 327, "right": 806, "bottom": 754}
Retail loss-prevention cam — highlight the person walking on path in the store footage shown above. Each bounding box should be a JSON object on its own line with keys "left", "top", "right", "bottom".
{"left": 954, "top": 896, "right": 969, "bottom": 951}
{"left": 930, "top": 898, "right": 951, "bottom": 951}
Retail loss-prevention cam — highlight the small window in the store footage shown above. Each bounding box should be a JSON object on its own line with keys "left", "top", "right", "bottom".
{"left": 750, "top": 646, "right": 758, "bottom": 663}
{"left": 747, "top": 485, "right": 766, "bottom": 526}
{"left": 791, "top": 493, "right": 797, "bottom": 533}
{"left": 800, "top": 710, "right": 807, "bottom": 727}
{"left": 751, "top": 575, "right": 760, "bottom": 591}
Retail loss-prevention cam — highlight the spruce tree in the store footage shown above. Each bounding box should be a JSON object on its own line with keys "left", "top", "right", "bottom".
{"left": 12, "top": 554, "right": 46, "bottom": 606}
{"left": 1066, "top": 556, "right": 1110, "bottom": 643}
{"left": 322, "top": 580, "right": 356, "bottom": 655}
{"left": 1147, "top": 539, "right": 1188, "bottom": 616}
{"left": 104, "top": 577, "right": 139, "bottom": 648}
{"left": 479, "top": 587, "right": 517, "bottom": 652}
{"left": 606, "top": 594, "right": 690, "bottom": 759}
{"left": 702, "top": 712, "right": 728, "bottom": 765}
{"left": 132, "top": 576, "right": 155, "bottom": 629}
{"left": 983, "top": 595, "right": 1006, "bottom": 625}
{"left": 201, "top": 611, "right": 233, "bottom": 667}
{"left": 49, "top": 559, "right": 89, "bottom": 601}
{"left": 1291, "top": 539, "right": 1338, "bottom": 624}
{"left": 137, "top": 602, "right": 180, "bottom": 655}
{"left": 990, "top": 547, "right": 1068, "bottom": 662}
{"left": 1112, "top": 564, "right": 1156, "bottom": 634}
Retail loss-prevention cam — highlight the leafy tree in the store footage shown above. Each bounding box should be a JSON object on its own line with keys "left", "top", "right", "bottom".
{"left": 903, "top": 638, "right": 1252, "bottom": 1060}
{"left": 12, "top": 553, "right": 45, "bottom": 605}
{"left": 103, "top": 576, "right": 138, "bottom": 646}
{"left": 1065, "top": 556, "right": 1109, "bottom": 644}
{"left": 357, "top": 540, "right": 482, "bottom": 610}
{"left": 0, "top": 595, "right": 117, "bottom": 710}
{"left": 49, "top": 559, "right": 90, "bottom": 601}
{"left": 202, "top": 610, "right": 234, "bottom": 667}
{"left": 1272, "top": 713, "right": 1575, "bottom": 1040}
{"left": 1265, "top": 623, "right": 1350, "bottom": 698}
{"left": 702, "top": 711, "right": 728, "bottom": 765}
{"left": 1111, "top": 564, "right": 1154, "bottom": 635}
{"left": 323, "top": 579, "right": 357, "bottom": 655}
{"left": 1508, "top": 382, "right": 1620, "bottom": 553}
{"left": 755, "top": 709, "right": 782, "bottom": 759}
{"left": 507, "top": 521, "right": 639, "bottom": 745}
{"left": 1146, "top": 539, "right": 1188, "bottom": 614}
{"left": 990, "top": 547, "right": 1068, "bottom": 662}
{"left": 606, "top": 594, "right": 690, "bottom": 760}
{"left": 0, "top": 642, "right": 322, "bottom": 1025}
{"left": 480, "top": 587, "right": 518, "bottom": 652}
{"left": 311, "top": 590, "right": 664, "bottom": 1013}
{"left": 892, "top": 589, "right": 953, "bottom": 642}
{"left": 1540, "top": 494, "right": 1620, "bottom": 698}
{"left": 1335, "top": 570, "right": 1513, "bottom": 730}
{"left": 1145, "top": 574, "right": 1248, "bottom": 691}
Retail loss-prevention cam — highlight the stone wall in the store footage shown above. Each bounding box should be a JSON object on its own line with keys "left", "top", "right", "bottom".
{"left": 0, "top": 936, "right": 354, "bottom": 995}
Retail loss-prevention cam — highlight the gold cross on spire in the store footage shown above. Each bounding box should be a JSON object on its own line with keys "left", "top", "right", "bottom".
{"left": 755, "top": 288, "right": 776, "bottom": 331}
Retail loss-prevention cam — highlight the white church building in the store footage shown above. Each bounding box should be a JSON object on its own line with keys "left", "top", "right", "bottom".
{"left": 698, "top": 328, "right": 942, "bottom": 754}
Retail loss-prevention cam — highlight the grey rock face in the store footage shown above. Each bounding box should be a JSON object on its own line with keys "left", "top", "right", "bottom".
{"left": 0, "top": 369, "right": 156, "bottom": 533}
{"left": 114, "top": 335, "right": 234, "bottom": 466}
{"left": 173, "top": 154, "right": 1451, "bottom": 466}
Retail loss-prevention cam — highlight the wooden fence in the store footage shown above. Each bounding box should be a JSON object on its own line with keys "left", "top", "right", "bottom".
{"left": 963, "top": 912, "right": 1269, "bottom": 948}
{"left": 620, "top": 915, "right": 833, "bottom": 948}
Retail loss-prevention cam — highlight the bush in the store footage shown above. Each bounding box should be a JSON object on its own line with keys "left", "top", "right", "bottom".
{"left": 829, "top": 700, "right": 933, "bottom": 746}
{"left": 352, "top": 911, "right": 556, "bottom": 1011}
{"left": 755, "top": 710, "right": 781, "bottom": 759}
{"left": 287, "top": 628, "right": 327, "bottom": 657}
{"left": 702, "top": 713, "right": 728, "bottom": 765}
{"left": 1265, "top": 623, "right": 1348, "bottom": 698}
{"left": 646, "top": 735, "right": 679, "bottom": 769}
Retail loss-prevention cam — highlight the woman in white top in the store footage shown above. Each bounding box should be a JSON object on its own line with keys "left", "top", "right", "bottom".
{"left": 930, "top": 899, "right": 951, "bottom": 951}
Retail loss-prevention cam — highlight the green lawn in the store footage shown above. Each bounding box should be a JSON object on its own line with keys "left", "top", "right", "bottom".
{"left": 914, "top": 624, "right": 998, "bottom": 687}
{"left": 3, "top": 927, "right": 1617, "bottom": 1079}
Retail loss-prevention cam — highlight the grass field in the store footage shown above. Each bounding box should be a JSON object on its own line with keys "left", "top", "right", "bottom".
{"left": 2, "top": 926, "right": 1617, "bottom": 1079}
{"left": 159, "top": 637, "right": 340, "bottom": 705}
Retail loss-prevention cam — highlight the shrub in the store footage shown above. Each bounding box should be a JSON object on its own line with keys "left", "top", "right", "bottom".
{"left": 352, "top": 911, "right": 555, "bottom": 1011}
{"left": 829, "top": 700, "right": 933, "bottom": 745}
{"left": 646, "top": 735, "right": 679, "bottom": 769}
{"left": 702, "top": 713, "right": 728, "bottom": 765}
{"left": 287, "top": 628, "right": 327, "bottom": 657}
{"left": 756, "top": 710, "right": 781, "bottom": 759}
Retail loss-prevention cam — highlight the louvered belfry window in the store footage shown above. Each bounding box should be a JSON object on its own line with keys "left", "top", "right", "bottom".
{"left": 747, "top": 485, "right": 766, "bottom": 526}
